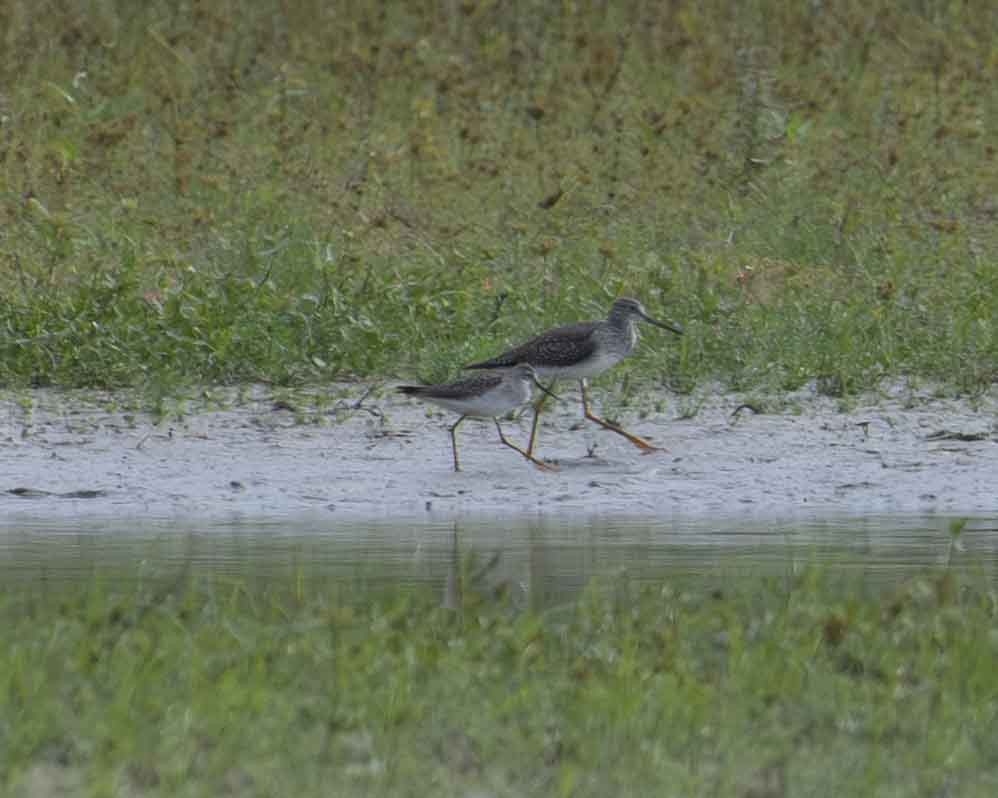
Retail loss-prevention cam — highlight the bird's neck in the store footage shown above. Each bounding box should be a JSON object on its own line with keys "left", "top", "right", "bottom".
{"left": 607, "top": 309, "right": 631, "bottom": 330}
{"left": 607, "top": 314, "right": 638, "bottom": 342}
{"left": 607, "top": 313, "right": 639, "bottom": 349}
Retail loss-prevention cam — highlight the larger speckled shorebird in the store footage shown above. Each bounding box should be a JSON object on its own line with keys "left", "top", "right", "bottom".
{"left": 397, "top": 363, "right": 560, "bottom": 472}
{"left": 464, "top": 298, "right": 682, "bottom": 456}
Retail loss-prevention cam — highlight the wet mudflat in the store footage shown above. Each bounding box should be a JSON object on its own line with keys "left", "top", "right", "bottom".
{"left": 2, "top": 382, "right": 997, "bottom": 520}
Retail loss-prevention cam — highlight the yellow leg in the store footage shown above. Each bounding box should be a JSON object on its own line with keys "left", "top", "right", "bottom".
{"left": 448, "top": 415, "right": 468, "bottom": 472}
{"left": 580, "top": 379, "right": 663, "bottom": 454}
{"left": 526, "top": 380, "right": 556, "bottom": 457}
{"left": 495, "top": 420, "right": 558, "bottom": 471}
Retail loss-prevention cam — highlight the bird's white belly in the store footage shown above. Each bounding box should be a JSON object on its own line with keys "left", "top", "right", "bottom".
{"left": 425, "top": 385, "right": 531, "bottom": 418}
{"left": 535, "top": 349, "right": 625, "bottom": 380}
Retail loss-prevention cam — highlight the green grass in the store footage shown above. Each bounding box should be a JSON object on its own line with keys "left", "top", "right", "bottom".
{"left": 2, "top": 565, "right": 997, "bottom": 797}
{"left": 2, "top": 1, "right": 997, "bottom": 396}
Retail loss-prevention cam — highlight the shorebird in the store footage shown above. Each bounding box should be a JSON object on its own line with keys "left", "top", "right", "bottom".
{"left": 397, "top": 363, "right": 560, "bottom": 472}
{"left": 464, "top": 297, "right": 682, "bottom": 456}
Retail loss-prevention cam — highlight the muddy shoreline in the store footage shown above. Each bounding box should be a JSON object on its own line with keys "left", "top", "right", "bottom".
{"left": 2, "top": 383, "right": 997, "bottom": 522}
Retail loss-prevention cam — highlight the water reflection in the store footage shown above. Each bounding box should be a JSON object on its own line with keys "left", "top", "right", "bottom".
{"left": 1, "top": 515, "right": 996, "bottom": 607}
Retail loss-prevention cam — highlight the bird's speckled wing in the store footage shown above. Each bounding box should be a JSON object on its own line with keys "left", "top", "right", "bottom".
{"left": 398, "top": 371, "right": 503, "bottom": 400}
{"left": 465, "top": 321, "right": 598, "bottom": 369}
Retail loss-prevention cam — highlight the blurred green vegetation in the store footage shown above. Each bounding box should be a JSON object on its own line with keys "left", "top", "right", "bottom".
{"left": 1, "top": 0, "right": 996, "bottom": 394}
{"left": 3, "top": 564, "right": 997, "bottom": 797}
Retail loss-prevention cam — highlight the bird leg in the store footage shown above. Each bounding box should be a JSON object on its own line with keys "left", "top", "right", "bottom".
{"left": 448, "top": 415, "right": 468, "bottom": 472}
{"left": 579, "top": 379, "right": 663, "bottom": 453}
{"left": 525, "top": 380, "right": 557, "bottom": 457}
{"left": 495, "top": 420, "right": 558, "bottom": 471}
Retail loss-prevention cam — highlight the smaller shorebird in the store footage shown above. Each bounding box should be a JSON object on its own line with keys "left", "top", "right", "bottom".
{"left": 397, "top": 363, "right": 560, "bottom": 472}
{"left": 465, "top": 298, "right": 682, "bottom": 456}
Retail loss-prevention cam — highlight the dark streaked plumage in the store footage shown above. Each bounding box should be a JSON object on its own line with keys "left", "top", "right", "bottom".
{"left": 468, "top": 323, "right": 601, "bottom": 373}
{"left": 399, "top": 372, "right": 503, "bottom": 408}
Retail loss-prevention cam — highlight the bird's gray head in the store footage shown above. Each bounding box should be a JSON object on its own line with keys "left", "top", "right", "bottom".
{"left": 610, "top": 297, "right": 648, "bottom": 320}
{"left": 609, "top": 297, "right": 683, "bottom": 335}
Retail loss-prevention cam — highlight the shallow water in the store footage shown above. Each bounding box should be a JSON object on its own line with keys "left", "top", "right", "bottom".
{"left": 2, "top": 515, "right": 996, "bottom": 606}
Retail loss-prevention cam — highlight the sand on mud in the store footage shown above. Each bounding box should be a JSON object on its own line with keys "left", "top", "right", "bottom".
{"left": 2, "top": 382, "right": 996, "bottom": 522}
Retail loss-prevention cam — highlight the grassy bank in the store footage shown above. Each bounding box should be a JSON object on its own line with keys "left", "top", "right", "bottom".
{"left": 2, "top": 566, "right": 997, "bottom": 797}
{"left": 2, "top": 1, "right": 996, "bottom": 395}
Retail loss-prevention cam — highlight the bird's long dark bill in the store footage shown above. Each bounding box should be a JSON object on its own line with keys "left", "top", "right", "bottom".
{"left": 531, "top": 377, "right": 562, "bottom": 401}
{"left": 641, "top": 311, "right": 683, "bottom": 335}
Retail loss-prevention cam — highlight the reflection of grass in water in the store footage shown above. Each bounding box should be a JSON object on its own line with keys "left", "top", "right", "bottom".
{"left": 3, "top": 566, "right": 996, "bottom": 797}
{"left": 1, "top": 1, "right": 996, "bottom": 398}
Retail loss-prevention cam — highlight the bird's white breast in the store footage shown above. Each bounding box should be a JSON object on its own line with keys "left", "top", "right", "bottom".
{"left": 424, "top": 379, "right": 532, "bottom": 418}
{"left": 534, "top": 348, "right": 627, "bottom": 380}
